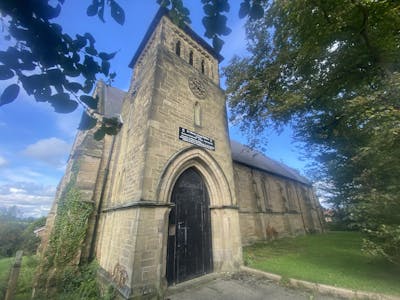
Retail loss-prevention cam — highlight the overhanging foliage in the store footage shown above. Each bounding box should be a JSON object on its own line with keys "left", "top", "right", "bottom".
{"left": 224, "top": 0, "right": 400, "bottom": 264}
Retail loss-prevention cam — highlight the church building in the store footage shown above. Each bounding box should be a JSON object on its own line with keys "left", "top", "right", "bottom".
{"left": 43, "top": 8, "right": 323, "bottom": 299}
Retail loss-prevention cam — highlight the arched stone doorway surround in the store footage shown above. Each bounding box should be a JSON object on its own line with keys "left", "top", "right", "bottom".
{"left": 156, "top": 146, "right": 243, "bottom": 285}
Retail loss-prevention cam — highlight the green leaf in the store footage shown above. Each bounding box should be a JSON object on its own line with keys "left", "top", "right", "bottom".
{"left": 99, "top": 51, "right": 117, "bottom": 61}
{"left": 80, "top": 95, "right": 98, "bottom": 109}
{"left": 93, "top": 127, "right": 106, "bottom": 140}
{"left": 202, "top": 16, "right": 214, "bottom": 38}
{"left": 64, "top": 66, "right": 81, "bottom": 77}
{"left": 203, "top": 4, "right": 214, "bottom": 16}
{"left": 31, "top": 3, "right": 60, "bottom": 20}
{"left": 101, "top": 60, "right": 110, "bottom": 76}
{"left": 47, "top": 68, "right": 64, "bottom": 86}
{"left": 98, "top": 0, "right": 105, "bottom": 22}
{"left": 34, "top": 86, "right": 52, "bottom": 102}
{"left": 49, "top": 93, "right": 78, "bottom": 113}
{"left": 0, "top": 48, "right": 19, "bottom": 69}
{"left": 82, "top": 80, "right": 94, "bottom": 93}
{"left": 212, "top": 36, "right": 224, "bottom": 53}
{"left": 0, "top": 84, "right": 19, "bottom": 106}
{"left": 20, "top": 74, "right": 43, "bottom": 95}
{"left": 73, "top": 35, "right": 87, "bottom": 50}
{"left": 9, "top": 27, "right": 30, "bottom": 42}
{"left": 84, "top": 33, "right": 96, "bottom": 46}
{"left": 41, "top": 3, "right": 62, "bottom": 19}
{"left": 104, "top": 125, "right": 119, "bottom": 135}
{"left": 82, "top": 55, "right": 99, "bottom": 77}
{"left": 72, "top": 52, "right": 80, "bottom": 63}
{"left": 64, "top": 82, "right": 82, "bottom": 93}
{"left": 110, "top": 0, "right": 125, "bottom": 25}
{"left": 103, "top": 116, "right": 121, "bottom": 127}
{"left": 249, "top": 3, "right": 264, "bottom": 20}
{"left": 19, "top": 61, "right": 36, "bottom": 71}
{"left": 0, "top": 65, "right": 14, "bottom": 80}
{"left": 86, "top": 4, "right": 98, "bottom": 16}
{"left": 85, "top": 46, "right": 98, "bottom": 56}
{"left": 239, "top": 1, "right": 250, "bottom": 18}
{"left": 215, "top": 0, "right": 230, "bottom": 12}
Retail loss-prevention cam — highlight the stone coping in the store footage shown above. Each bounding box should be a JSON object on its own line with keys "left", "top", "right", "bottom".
{"left": 240, "top": 266, "right": 400, "bottom": 300}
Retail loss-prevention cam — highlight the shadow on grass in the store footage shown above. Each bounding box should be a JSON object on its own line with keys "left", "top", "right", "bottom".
{"left": 244, "top": 231, "right": 400, "bottom": 296}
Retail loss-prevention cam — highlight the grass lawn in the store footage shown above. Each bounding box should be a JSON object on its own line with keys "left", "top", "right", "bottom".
{"left": 14, "top": 255, "right": 38, "bottom": 300}
{"left": 0, "top": 256, "right": 13, "bottom": 298}
{"left": 243, "top": 231, "right": 400, "bottom": 296}
{"left": 0, "top": 255, "right": 38, "bottom": 300}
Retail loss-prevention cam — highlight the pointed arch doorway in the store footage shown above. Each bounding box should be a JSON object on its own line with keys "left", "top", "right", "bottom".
{"left": 166, "top": 168, "right": 213, "bottom": 284}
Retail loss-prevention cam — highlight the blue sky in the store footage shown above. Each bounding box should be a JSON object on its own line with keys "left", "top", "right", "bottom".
{"left": 0, "top": 2, "right": 309, "bottom": 217}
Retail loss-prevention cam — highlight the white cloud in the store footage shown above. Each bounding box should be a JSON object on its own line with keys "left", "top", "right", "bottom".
{"left": 0, "top": 156, "right": 7, "bottom": 167}
{"left": 22, "top": 137, "right": 71, "bottom": 167}
{"left": 9, "top": 187, "right": 26, "bottom": 193}
{"left": 0, "top": 193, "right": 53, "bottom": 217}
{"left": 0, "top": 182, "right": 56, "bottom": 217}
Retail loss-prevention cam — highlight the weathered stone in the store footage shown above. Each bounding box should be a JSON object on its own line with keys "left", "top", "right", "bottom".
{"left": 40, "top": 8, "right": 324, "bottom": 300}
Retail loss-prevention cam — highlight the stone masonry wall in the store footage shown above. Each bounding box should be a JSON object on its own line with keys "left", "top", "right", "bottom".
{"left": 141, "top": 44, "right": 234, "bottom": 204}
{"left": 40, "top": 123, "right": 108, "bottom": 263}
{"left": 234, "top": 162, "right": 324, "bottom": 245}
{"left": 95, "top": 15, "right": 242, "bottom": 299}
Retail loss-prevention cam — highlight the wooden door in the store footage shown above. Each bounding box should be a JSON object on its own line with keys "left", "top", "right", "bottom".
{"left": 166, "top": 168, "right": 212, "bottom": 284}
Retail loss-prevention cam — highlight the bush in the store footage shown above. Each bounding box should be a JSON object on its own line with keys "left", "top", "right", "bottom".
{"left": 362, "top": 225, "right": 400, "bottom": 266}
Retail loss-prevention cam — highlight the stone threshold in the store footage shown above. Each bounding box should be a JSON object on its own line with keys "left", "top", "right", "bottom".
{"left": 165, "top": 272, "right": 223, "bottom": 295}
{"left": 240, "top": 266, "right": 400, "bottom": 300}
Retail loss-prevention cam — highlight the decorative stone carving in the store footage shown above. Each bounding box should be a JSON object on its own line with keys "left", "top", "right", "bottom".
{"left": 188, "top": 76, "right": 207, "bottom": 99}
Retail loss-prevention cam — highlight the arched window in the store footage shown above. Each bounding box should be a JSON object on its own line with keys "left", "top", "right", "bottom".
{"left": 189, "top": 51, "right": 193, "bottom": 66}
{"left": 175, "top": 41, "right": 181, "bottom": 57}
{"left": 201, "top": 60, "right": 205, "bottom": 74}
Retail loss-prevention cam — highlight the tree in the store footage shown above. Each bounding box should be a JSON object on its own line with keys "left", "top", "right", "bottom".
{"left": 22, "top": 216, "right": 47, "bottom": 254}
{"left": 0, "top": 0, "right": 264, "bottom": 139}
{"left": 0, "top": 0, "right": 126, "bottom": 139}
{"left": 0, "top": 207, "right": 45, "bottom": 257}
{"left": 224, "top": 0, "right": 400, "bottom": 264}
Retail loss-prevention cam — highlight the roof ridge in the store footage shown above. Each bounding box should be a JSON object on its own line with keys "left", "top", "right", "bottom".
{"left": 230, "top": 140, "right": 311, "bottom": 185}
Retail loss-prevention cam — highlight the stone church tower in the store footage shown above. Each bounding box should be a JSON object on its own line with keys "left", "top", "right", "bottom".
{"left": 41, "top": 8, "right": 323, "bottom": 300}
{"left": 94, "top": 8, "right": 242, "bottom": 298}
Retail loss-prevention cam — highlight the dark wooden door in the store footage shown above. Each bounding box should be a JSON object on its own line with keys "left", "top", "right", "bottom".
{"left": 166, "top": 168, "right": 212, "bottom": 284}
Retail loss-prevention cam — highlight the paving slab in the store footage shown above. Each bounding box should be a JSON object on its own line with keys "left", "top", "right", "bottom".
{"left": 166, "top": 272, "right": 341, "bottom": 300}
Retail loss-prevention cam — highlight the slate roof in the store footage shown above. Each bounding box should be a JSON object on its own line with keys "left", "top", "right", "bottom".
{"left": 102, "top": 85, "right": 125, "bottom": 119}
{"left": 230, "top": 140, "right": 311, "bottom": 185}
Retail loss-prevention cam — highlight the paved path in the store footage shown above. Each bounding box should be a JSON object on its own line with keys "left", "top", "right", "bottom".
{"left": 166, "top": 272, "right": 341, "bottom": 300}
